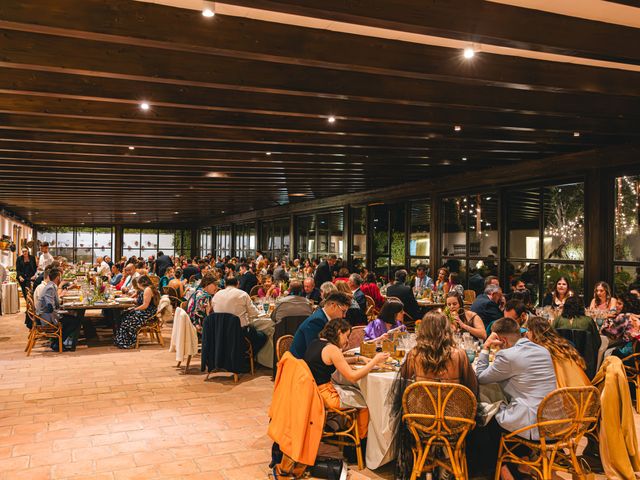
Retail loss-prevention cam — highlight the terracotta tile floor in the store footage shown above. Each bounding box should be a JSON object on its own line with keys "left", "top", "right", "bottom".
{"left": 0, "top": 308, "right": 392, "bottom": 480}
{"left": 1, "top": 307, "right": 636, "bottom": 479}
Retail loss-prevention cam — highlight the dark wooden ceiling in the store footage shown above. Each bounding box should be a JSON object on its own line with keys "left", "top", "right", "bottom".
{"left": 0, "top": 0, "right": 639, "bottom": 225}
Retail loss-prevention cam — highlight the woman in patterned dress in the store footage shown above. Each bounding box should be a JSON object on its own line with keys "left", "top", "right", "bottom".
{"left": 186, "top": 274, "right": 219, "bottom": 332}
{"left": 114, "top": 275, "right": 159, "bottom": 349}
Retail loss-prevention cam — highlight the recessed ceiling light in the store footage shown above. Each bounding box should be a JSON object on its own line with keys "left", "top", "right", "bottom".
{"left": 174, "top": 211, "right": 179, "bottom": 214}
{"left": 442, "top": 161, "right": 451, "bottom": 165}
{"left": 462, "top": 157, "right": 467, "bottom": 161}
{"left": 205, "top": 171, "right": 228, "bottom": 178}
{"left": 327, "top": 116, "right": 336, "bottom": 123}
{"left": 454, "top": 125, "right": 462, "bottom": 132}
{"left": 131, "top": 212, "right": 137, "bottom": 215}
{"left": 128, "top": 146, "right": 135, "bottom": 150}
{"left": 139, "top": 102, "right": 150, "bottom": 111}
{"left": 221, "top": 210, "right": 225, "bottom": 214}
{"left": 463, "top": 48, "right": 475, "bottom": 59}
{"left": 266, "top": 152, "right": 271, "bottom": 156}
{"left": 573, "top": 131, "right": 580, "bottom": 137}
{"left": 145, "top": 220, "right": 152, "bottom": 223}
{"left": 202, "top": 8, "right": 214, "bottom": 17}
{"left": 288, "top": 193, "right": 306, "bottom": 197}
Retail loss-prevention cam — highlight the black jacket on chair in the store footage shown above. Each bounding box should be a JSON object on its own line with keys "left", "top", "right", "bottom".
{"left": 386, "top": 282, "right": 420, "bottom": 321}
{"left": 201, "top": 313, "right": 250, "bottom": 374}
{"left": 555, "top": 328, "right": 601, "bottom": 379}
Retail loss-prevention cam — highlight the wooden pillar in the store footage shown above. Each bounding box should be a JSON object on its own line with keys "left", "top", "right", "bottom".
{"left": 114, "top": 225, "right": 124, "bottom": 261}
{"left": 430, "top": 195, "right": 441, "bottom": 278}
{"left": 584, "top": 168, "right": 615, "bottom": 292}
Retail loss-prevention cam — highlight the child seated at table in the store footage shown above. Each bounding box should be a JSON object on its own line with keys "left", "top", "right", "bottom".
{"left": 364, "top": 298, "right": 406, "bottom": 342}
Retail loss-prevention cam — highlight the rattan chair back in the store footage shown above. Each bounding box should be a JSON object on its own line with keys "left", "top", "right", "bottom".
{"left": 249, "top": 285, "right": 261, "bottom": 297}
{"left": 402, "top": 381, "right": 477, "bottom": 437}
{"left": 276, "top": 335, "right": 294, "bottom": 361}
{"left": 347, "top": 326, "right": 366, "bottom": 351}
{"left": 536, "top": 386, "right": 600, "bottom": 442}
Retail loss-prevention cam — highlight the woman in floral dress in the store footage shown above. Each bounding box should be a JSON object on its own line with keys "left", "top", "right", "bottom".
{"left": 186, "top": 274, "right": 219, "bottom": 331}
{"left": 114, "top": 275, "right": 159, "bottom": 349}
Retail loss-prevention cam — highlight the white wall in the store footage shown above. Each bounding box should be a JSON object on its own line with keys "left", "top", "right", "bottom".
{"left": 0, "top": 214, "right": 33, "bottom": 268}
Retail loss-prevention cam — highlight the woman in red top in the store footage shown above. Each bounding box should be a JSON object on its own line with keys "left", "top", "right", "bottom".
{"left": 360, "top": 272, "right": 385, "bottom": 309}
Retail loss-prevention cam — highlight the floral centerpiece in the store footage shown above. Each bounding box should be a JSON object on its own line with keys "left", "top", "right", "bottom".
{"left": 443, "top": 306, "right": 457, "bottom": 326}
{"left": 89, "top": 276, "right": 107, "bottom": 303}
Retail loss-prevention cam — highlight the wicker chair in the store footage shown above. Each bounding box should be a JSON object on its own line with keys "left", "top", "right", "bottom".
{"left": 621, "top": 341, "right": 640, "bottom": 413}
{"left": 495, "top": 386, "right": 600, "bottom": 480}
{"left": 275, "top": 335, "right": 294, "bottom": 361}
{"left": 162, "top": 286, "right": 182, "bottom": 309}
{"left": 249, "top": 285, "right": 261, "bottom": 297}
{"left": 364, "top": 295, "right": 377, "bottom": 321}
{"left": 24, "top": 297, "right": 64, "bottom": 356}
{"left": 402, "top": 381, "right": 477, "bottom": 480}
{"left": 463, "top": 290, "right": 476, "bottom": 304}
{"left": 135, "top": 312, "right": 165, "bottom": 348}
{"left": 346, "top": 325, "right": 366, "bottom": 351}
{"left": 322, "top": 406, "right": 365, "bottom": 470}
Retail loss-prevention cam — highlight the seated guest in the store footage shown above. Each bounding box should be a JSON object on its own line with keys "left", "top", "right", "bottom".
{"left": 386, "top": 269, "right": 420, "bottom": 321}
{"left": 96, "top": 256, "right": 111, "bottom": 278}
{"left": 446, "top": 292, "right": 486, "bottom": 340}
{"left": 589, "top": 281, "right": 617, "bottom": 313}
{"left": 600, "top": 292, "right": 640, "bottom": 356}
{"left": 364, "top": 298, "right": 406, "bottom": 342}
{"left": 335, "top": 280, "right": 366, "bottom": 326}
{"left": 271, "top": 280, "right": 313, "bottom": 324}
{"left": 290, "top": 292, "right": 351, "bottom": 359}
{"left": 273, "top": 260, "right": 289, "bottom": 283}
{"left": 320, "top": 281, "right": 338, "bottom": 301}
{"left": 168, "top": 268, "right": 185, "bottom": 298}
{"left": 134, "top": 260, "right": 147, "bottom": 277}
{"left": 470, "top": 284, "right": 503, "bottom": 328}
{"left": 36, "top": 268, "right": 81, "bottom": 351}
{"left": 302, "top": 277, "right": 321, "bottom": 303}
{"left": 542, "top": 276, "right": 573, "bottom": 310}
{"left": 629, "top": 283, "right": 640, "bottom": 299}
{"left": 502, "top": 299, "right": 528, "bottom": 327}
{"left": 434, "top": 268, "right": 448, "bottom": 294}
{"left": 257, "top": 275, "right": 280, "bottom": 299}
{"left": 118, "top": 263, "right": 135, "bottom": 292}
{"left": 114, "top": 275, "right": 159, "bottom": 349}
{"left": 360, "top": 272, "right": 384, "bottom": 309}
{"left": 186, "top": 274, "right": 219, "bottom": 330}
{"left": 444, "top": 272, "right": 464, "bottom": 296}
{"left": 412, "top": 264, "right": 434, "bottom": 292}
{"left": 526, "top": 316, "right": 589, "bottom": 387}
{"left": 109, "top": 264, "right": 123, "bottom": 287}
{"left": 238, "top": 263, "right": 258, "bottom": 294}
{"left": 553, "top": 295, "right": 600, "bottom": 337}
{"left": 474, "top": 318, "right": 557, "bottom": 475}
{"left": 182, "top": 259, "right": 200, "bottom": 281}
{"left": 505, "top": 277, "right": 529, "bottom": 301}
{"left": 304, "top": 319, "right": 390, "bottom": 445}
{"left": 333, "top": 267, "right": 351, "bottom": 284}
{"left": 211, "top": 276, "right": 267, "bottom": 355}
{"left": 159, "top": 266, "right": 176, "bottom": 290}
{"left": 348, "top": 273, "right": 367, "bottom": 312}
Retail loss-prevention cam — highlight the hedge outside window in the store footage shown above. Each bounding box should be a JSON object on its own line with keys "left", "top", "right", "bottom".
{"left": 351, "top": 206, "right": 367, "bottom": 271}
{"left": 409, "top": 200, "right": 430, "bottom": 274}
{"left": 371, "top": 204, "right": 405, "bottom": 281}
{"left": 614, "top": 175, "right": 640, "bottom": 293}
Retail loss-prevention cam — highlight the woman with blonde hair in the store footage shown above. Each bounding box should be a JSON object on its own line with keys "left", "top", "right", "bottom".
{"left": 114, "top": 275, "right": 160, "bottom": 349}
{"left": 589, "top": 281, "right": 617, "bottom": 312}
{"left": 526, "top": 315, "right": 589, "bottom": 386}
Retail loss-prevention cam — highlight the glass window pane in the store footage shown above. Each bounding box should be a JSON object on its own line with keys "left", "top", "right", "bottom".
{"left": 76, "top": 248, "right": 93, "bottom": 264}
{"left": 441, "top": 196, "right": 467, "bottom": 257}
{"left": 390, "top": 206, "right": 405, "bottom": 266}
{"left": 543, "top": 183, "right": 584, "bottom": 260}
{"left": 58, "top": 248, "right": 74, "bottom": 261}
{"left": 615, "top": 175, "right": 640, "bottom": 262}
{"left": 507, "top": 188, "right": 540, "bottom": 259}
{"left": 468, "top": 193, "right": 498, "bottom": 258}
{"left": 76, "top": 228, "right": 92, "bottom": 250}
{"left": 329, "top": 211, "right": 344, "bottom": 257}
{"left": 123, "top": 229, "right": 141, "bottom": 256}
{"left": 543, "top": 263, "right": 584, "bottom": 297}
{"left": 410, "top": 201, "right": 430, "bottom": 257}
{"left": 317, "top": 214, "right": 329, "bottom": 255}
{"left": 57, "top": 228, "right": 74, "bottom": 249}
{"left": 297, "top": 215, "right": 313, "bottom": 258}
{"left": 94, "top": 228, "right": 113, "bottom": 256}
{"left": 371, "top": 205, "right": 389, "bottom": 256}
{"left": 351, "top": 206, "right": 367, "bottom": 264}
{"left": 141, "top": 229, "right": 158, "bottom": 251}
{"left": 506, "top": 261, "right": 540, "bottom": 305}
{"left": 158, "top": 229, "right": 174, "bottom": 250}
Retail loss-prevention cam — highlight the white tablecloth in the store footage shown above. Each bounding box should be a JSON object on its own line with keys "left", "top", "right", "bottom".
{"left": 252, "top": 315, "right": 275, "bottom": 368}
{"left": 1, "top": 282, "right": 20, "bottom": 315}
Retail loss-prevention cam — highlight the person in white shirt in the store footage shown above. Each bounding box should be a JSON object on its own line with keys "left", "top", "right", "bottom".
{"left": 37, "top": 242, "right": 54, "bottom": 274}
{"left": 119, "top": 264, "right": 136, "bottom": 292}
{"left": 211, "top": 276, "right": 267, "bottom": 354}
{"left": 96, "top": 257, "right": 111, "bottom": 278}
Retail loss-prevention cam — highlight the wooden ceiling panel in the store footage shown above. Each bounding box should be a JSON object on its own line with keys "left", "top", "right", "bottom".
{"left": 0, "top": 0, "right": 638, "bottom": 225}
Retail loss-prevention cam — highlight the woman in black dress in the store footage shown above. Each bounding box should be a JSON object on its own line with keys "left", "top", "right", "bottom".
{"left": 114, "top": 275, "right": 159, "bottom": 349}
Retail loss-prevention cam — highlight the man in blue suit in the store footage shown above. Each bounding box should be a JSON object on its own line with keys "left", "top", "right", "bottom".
{"left": 470, "top": 284, "right": 504, "bottom": 327}
{"left": 289, "top": 292, "right": 351, "bottom": 359}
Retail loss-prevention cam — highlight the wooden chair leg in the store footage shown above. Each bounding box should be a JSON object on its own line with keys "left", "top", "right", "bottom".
{"left": 157, "top": 329, "right": 164, "bottom": 347}
{"left": 25, "top": 330, "right": 34, "bottom": 352}
{"left": 135, "top": 332, "right": 140, "bottom": 349}
{"left": 25, "top": 335, "right": 35, "bottom": 356}
{"left": 184, "top": 355, "right": 192, "bottom": 374}
{"left": 353, "top": 414, "right": 364, "bottom": 471}
{"left": 635, "top": 377, "right": 640, "bottom": 414}
{"left": 494, "top": 439, "right": 504, "bottom": 480}
{"left": 58, "top": 330, "right": 63, "bottom": 352}
{"left": 176, "top": 360, "right": 182, "bottom": 368}
{"left": 233, "top": 373, "right": 238, "bottom": 383}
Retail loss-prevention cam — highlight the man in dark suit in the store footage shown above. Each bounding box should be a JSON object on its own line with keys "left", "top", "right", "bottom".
{"left": 16, "top": 247, "right": 37, "bottom": 304}
{"left": 289, "top": 292, "right": 351, "bottom": 359}
{"left": 313, "top": 254, "right": 337, "bottom": 286}
{"left": 386, "top": 269, "right": 420, "bottom": 321}
{"left": 348, "top": 273, "right": 367, "bottom": 312}
{"left": 154, "top": 251, "right": 173, "bottom": 277}
{"left": 470, "top": 284, "right": 504, "bottom": 327}
{"left": 238, "top": 263, "right": 258, "bottom": 294}
{"left": 302, "top": 278, "right": 321, "bottom": 303}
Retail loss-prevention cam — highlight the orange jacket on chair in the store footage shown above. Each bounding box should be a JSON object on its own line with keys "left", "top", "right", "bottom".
{"left": 592, "top": 356, "right": 640, "bottom": 480}
{"left": 268, "top": 351, "right": 325, "bottom": 466}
